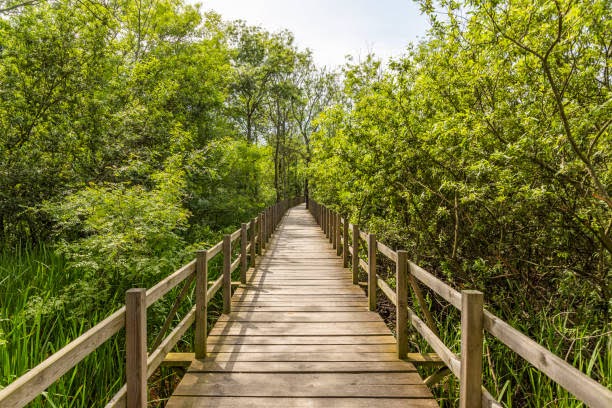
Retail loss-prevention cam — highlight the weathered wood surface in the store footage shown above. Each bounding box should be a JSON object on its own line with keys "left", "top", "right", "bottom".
{"left": 167, "top": 204, "right": 437, "bottom": 408}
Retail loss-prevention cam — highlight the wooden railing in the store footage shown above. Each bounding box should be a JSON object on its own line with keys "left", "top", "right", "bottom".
{"left": 308, "top": 199, "right": 612, "bottom": 408}
{"left": 0, "top": 197, "right": 303, "bottom": 408}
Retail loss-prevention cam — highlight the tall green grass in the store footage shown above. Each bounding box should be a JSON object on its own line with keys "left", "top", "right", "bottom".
{"left": 409, "top": 287, "right": 611, "bottom": 407}
{"left": 0, "top": 245, "right": 127, "bottom": 407}
{"left": 370, "top": 255, "right": 611, "bottom": 407}
{"left": 0, "top": 244, "right": 232, "bottom": 407}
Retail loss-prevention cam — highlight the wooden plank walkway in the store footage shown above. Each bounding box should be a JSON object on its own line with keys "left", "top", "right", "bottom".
{"left": 166, "top": 204, "right": 438, "bottom": 408}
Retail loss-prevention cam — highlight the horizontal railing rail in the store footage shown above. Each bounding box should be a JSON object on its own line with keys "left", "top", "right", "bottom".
{"left": 0, "top": 197, "right": 304, "bottom": 408}
{"left": 308, "top": 199, "right": 612, "bottom": 408}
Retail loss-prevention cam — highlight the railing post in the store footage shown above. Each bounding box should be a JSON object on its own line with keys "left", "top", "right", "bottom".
{"left": 367, "top": 233, "right": 377, "bottom": 311}
{"left": 460, "top": 290, "right": 484, "bottom": 408}
{"left": 396, "top": 251, "right": 408, "bottom": 358}
{"left": 342, "top": 217, "right": 349, "bottom": 267}
{"left": 321, "top": 206, "right": 327, "bottom": 237}
{"left": 267, "top": 207, "right": 272, "bottom": 241}
{"left": 126, "top": 288, "right": 147, "bottom": 408}
{"left": 250, "top": 218, "right": 256, "bottom": 269}
{"left": 335, "top": 213, "right": 342, "bottom": 256}
{"left": 223, "top": 234, "right": 231, "bottom": 314}
{"left": 352, "top": 224, "right": 359, "bottom": 284}
{"left": 330, "top": 211, "right": 335, "bottom": 245}
{"left": 194, "top": 250, "right": 208, "bottom": 359}
{"left": 322, "top": 206, "right": 327, "bottom": 236}
{"left": 259, "top": 213, "right": 264, "bottom": 251}
{"left": 240, "top": 223, "right": 248, "bottom": 284}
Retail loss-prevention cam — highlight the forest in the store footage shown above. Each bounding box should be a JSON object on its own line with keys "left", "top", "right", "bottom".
{"left": 0, "top": 0, "right": 609, "bottom": 406}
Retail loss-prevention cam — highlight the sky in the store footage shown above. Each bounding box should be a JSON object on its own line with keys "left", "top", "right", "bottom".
{"left": 196, "top": 0, "right": 432, "bottom": 68}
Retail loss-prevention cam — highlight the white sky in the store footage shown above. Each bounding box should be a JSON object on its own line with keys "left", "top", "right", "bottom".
{"left": 194, "top": 0, "right": 431, "bottom": 68}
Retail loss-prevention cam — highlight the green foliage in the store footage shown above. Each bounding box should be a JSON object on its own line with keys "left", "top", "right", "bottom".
{"left": 43, "top": 163, "right": 189, "bottom": 303}
{"left": 0, "top": 1, "right": 313, "bottom": 405}
{"left": 309, "top": 0, "right": 611, "bottom": 405}
{"left": 186, "top": 137, "right": 276, "bottom": 234}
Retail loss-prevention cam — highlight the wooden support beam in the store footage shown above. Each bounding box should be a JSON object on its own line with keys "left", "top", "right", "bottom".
{"left": 460, "top": 290, "right": 483, "bottom": 408}
{"left": 335, "top": 214, "right": 342, "bottom": 255}
{"left": 240, "top": 223, "right": 248, "bottom": 284}
{"left": 223, "top": 235, "right": 231, "bottom": 314}
{"left": 342, "top": 216, "right": 349, "bottom": 267}
{"left": 250, "top": 218, "right": 256, "bottom": 268}
{"left": 161, "top": 352, "right": 194, "bottom": 368}
{"left": 396, "top": 251, "right": 408, "bottom": 359}
{"left": 126, "top": 288, "right": 147, "bottom": 408}
{"left": 368, "top": 233, "right": 377, "bottom": 311}
{"left": 352, "top": 224, "right": 359, "bottom": 284}
{"left": 194, "top": 250, "right": 208, "bottom": 359}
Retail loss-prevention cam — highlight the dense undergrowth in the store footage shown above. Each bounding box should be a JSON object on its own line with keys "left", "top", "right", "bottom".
{"left": 0, "top": 243, "right": 240, "bottom": 407}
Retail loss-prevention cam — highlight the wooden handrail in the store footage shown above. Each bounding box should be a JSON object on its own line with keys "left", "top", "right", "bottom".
{"left": 146, "top": 260, "right": 196, "bottom": 306}
{"left": 308, "top": 199, "right": 612, "bottom": 408}
{"left": 377, "top": 241, "right": 397, "bottom": 262}
{"left": 0, "top": 197, "right": 303, "bottom": 408}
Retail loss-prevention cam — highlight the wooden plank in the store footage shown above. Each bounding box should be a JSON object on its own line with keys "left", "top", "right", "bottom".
{"left": 207, "top": 241, "right": 223, "bottom": 259}
{"left": 173, "top": 375, "right": 432, "bottom": 397}
{"left": 203, "top": 344, "right": 398, "bottom": 353}
{"left": 176, "top": 372, "right": 426, "bottom": 386}
{"left": 207, "top": 275, "right": 222, "bottom": 300}
{"left": 217, "top": 312, "right": 382, "bottom": 322}
{"left": 377, "top": 241, "right": 397, "bottom": 262}
{"left": 162, "top": 352, "right": 195, "bottom": 367}
{"left": 230, "top": 306, "right": 368, "bottom": 312}
{"left": 409, "top": 261, "right": 461, "bottom": 309}
{"left": 205, "top": 335, "right": 398, "bottom": 346}
{"left": 204, "top": 352, "right": 404, "bottom": 362}
{"left": 208, "top": 322, "right": 392, "bottom": 336}
{"left": 377, "top": 275, "right": 397, "bottom": 305}
{"left": 188, "top": 360, "right": 421, "bottom": 373}
{"left": 230, "top": 228, "right": 241, "bottom": 241}
{"left": 230, "top": 300, "right": 367, "bottom": 305}
{"left": 148, "top": 308, "right": 195, "bottom": 376}
{"left": 241, "top": 279, "right": 353, "bottom": 285}
{"left": 167, "top": 397, "right": 437, "bottom": 408}
{"left": 230, "top": 257, "right": 240, "bottom": 274}
{"left": 232, "top": 287, "right": 364, "bottom": 295}
{"left": 146, "top": 259, "right": 196, "bottom": 306}
{"left": 407, "top": 304, "right": 461, "bottom": 376}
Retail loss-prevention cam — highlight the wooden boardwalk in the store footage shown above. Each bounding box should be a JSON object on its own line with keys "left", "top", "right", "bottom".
{"left": 167, "top": 204, "right": 438, "bottom": 407}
